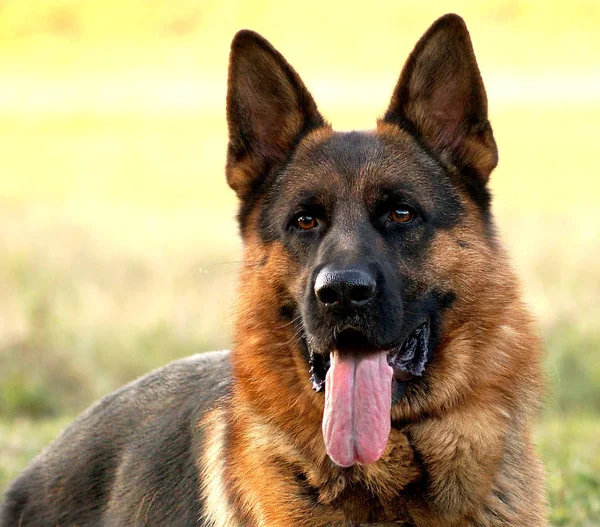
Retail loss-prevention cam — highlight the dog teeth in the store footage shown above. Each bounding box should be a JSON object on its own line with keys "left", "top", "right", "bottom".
{"left": 309, "top": 352, "right": 329, "bottom": 392}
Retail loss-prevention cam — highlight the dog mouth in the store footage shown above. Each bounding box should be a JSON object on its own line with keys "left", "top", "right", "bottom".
{"left": 309, "top": 319, "right": 431, "bottom": 394}
{"left": 310, "top": 319, "right": 431, "bottom": 467}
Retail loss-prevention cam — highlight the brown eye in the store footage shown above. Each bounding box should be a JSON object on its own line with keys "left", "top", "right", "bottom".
{"left": 390, "top": 207, "right": 416, "bottom": 224}
{"left": 296, "top": 214, "right": 317, "bottom": 230}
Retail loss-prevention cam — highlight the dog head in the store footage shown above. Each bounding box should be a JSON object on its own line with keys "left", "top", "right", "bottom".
{"left": 226, "top": 14, "right": 502, "bottom": 467}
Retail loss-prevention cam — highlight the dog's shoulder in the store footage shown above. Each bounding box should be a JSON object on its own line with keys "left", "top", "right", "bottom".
{"left": 0, "top": 351, "right": 232, "bottom": 527}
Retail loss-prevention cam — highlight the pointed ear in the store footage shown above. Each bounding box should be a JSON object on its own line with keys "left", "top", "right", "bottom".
{"left": 226, "top": 30, "right": 326, "bottom": 200}
{"left": 382, "top": 14, "right": 498, "bottom": 184}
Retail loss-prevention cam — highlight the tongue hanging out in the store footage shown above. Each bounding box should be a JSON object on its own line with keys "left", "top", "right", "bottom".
{"left": 322, "top": 350, "right": 393, "bottom": 467}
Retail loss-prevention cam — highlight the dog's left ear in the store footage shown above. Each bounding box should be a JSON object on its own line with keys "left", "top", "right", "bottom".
{"left": 226, "top": 30, "right": 326, "bottom": 201}
{"left": 382, "top": 14, "right": 497, "bottom": 184}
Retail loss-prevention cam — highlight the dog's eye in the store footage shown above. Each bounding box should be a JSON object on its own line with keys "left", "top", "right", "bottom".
{"left": 296, "top": 214, "right": 317, "bottom": 230}
{"left": 389, "top": 206, "right": 416, "bottom": 224}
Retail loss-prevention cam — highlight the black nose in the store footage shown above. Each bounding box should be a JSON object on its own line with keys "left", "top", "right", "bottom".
{"left": 314, "top": 266, "right": 377, "bottom": 310}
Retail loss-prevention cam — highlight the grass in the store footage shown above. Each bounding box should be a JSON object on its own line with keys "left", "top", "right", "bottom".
{"left": 538, "top": 418, "right": 600, "bottom": 526}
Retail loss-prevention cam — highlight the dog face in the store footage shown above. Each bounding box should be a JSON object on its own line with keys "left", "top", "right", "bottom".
{"left": 226, "top": 14, "right": 499, "bottom": 467}
{"left": 259, "top": 128, "right": 467, "bottom": 410}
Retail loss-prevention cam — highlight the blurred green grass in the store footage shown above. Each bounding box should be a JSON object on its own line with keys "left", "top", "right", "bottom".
{"left": 538, "top": 418, "right": 600, "bottom": 526}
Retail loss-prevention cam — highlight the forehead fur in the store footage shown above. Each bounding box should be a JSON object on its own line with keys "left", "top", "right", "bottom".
{"left": 258, "top": 126, "right": 464, "bottom": 239}
{"left": 288, "top": 127, "right": 452, "bottom": 193}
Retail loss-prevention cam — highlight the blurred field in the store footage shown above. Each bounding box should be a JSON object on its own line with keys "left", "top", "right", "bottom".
{"left": 0, "top": 1, "right": 599, "bottom": 525}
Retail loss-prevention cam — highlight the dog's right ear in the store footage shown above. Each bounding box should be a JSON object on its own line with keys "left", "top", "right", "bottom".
{"left": 226, "top": 31, "right": 326, "bottom": 201}
{"left": 382, "top": 14, "right": 498, "bottom": 185}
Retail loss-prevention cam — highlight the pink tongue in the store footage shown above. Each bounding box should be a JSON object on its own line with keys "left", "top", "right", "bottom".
{"left": 322, "top": 350, "right": 393, "bottom": 467}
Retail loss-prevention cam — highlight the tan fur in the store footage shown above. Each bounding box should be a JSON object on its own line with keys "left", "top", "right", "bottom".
{"left": 200, "top": 406, "right": 239, "bottom": 527}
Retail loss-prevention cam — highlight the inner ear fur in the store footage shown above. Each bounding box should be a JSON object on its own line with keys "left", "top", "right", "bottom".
{"left": 226, "top": 30, "right": 326, "bottom": 200}
{"left": 382, "top": 14, "right": 498, "bottom": 184}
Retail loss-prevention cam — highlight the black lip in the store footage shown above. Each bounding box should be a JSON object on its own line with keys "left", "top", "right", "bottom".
{"left": 308, "top": 319, "right": 431, "bottom": 394}
{"left": 387, "top": 320, "right": 430, "bottom": 377}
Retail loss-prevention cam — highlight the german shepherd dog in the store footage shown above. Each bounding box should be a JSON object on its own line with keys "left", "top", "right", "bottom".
{"left": 1, "top": 14, "right": 546, "bottom": 526}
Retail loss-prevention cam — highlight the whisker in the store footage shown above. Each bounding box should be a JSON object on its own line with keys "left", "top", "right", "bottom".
{"left": 276, "top": 322, "right": 306, "bottom": 348}
{"left": 198, "top": 260, "right": 264, "bottom": 275}
{"left": 276, "top": 314, "right": 303, "bottom": 330}
{"left": 202, "top": 260, "right": 245, "bottom": 269}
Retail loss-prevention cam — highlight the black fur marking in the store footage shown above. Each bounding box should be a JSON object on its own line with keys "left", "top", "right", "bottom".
{"left": 278, "top": 303, "right": 296, "bottom": 323}
{"left": 299, "top": 335, "right": 311, "bottom": 365}
{"left": 493, "top": 488, "right": 511, "bottom": 506}
{"left": 455, "top": 165, "right": 494, "bottom": 229}
{"left": 483, "top": 503, "right": 511, "bottom": 523}
{"left": 436, "top": 290, "right": 457, "bottom": 310}
{"left": 399, "top": 432, "right": 429, "bottom": 497}
{"left": 294, "top": 470, "right": 320, "bottom": 506}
